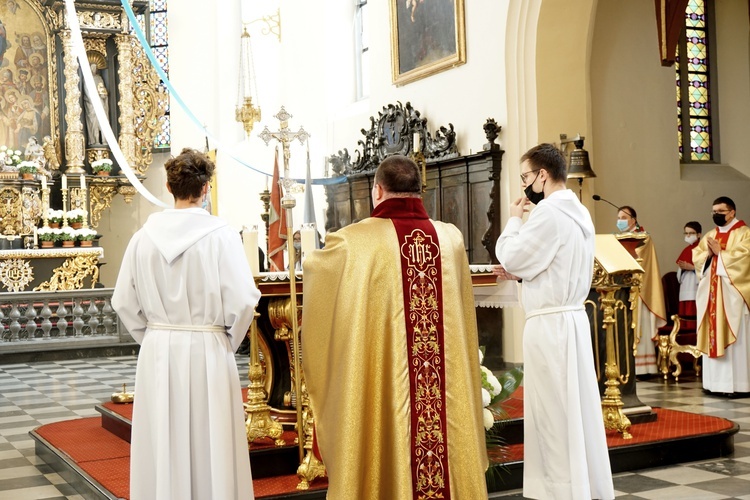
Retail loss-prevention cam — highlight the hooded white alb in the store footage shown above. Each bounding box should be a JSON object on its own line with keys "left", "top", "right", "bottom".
{"left": 496, "top": 189, "right": 614, "bottom": 500}
{"left": 112, "top": 207, "right": 259, "bottom": 500}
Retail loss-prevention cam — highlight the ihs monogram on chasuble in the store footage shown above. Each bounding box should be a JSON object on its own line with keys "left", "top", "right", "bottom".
{"left": 400, "top": 228, "right": 450, "bottom": 498}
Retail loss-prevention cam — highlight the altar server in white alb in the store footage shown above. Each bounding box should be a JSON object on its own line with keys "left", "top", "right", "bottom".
{"left": 494, "top": 143, "right": 613, "bottom": 500}
{"left": 113, "top": 148, "right": 260, "bottom": 500}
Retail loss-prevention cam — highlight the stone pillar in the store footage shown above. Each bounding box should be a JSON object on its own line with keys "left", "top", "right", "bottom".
{"left": 59, "top": 30, "right": 86, "bottom": 174}
{"left": 114, "top": 34, "right": 137, "bottom": 169}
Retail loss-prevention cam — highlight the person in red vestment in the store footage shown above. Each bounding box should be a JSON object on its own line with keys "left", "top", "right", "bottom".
{"left": 677, "top": 221, "right": 701, "bottom": 317}
{"left": 694, "top": 197, "right": 750, "bottom": 394}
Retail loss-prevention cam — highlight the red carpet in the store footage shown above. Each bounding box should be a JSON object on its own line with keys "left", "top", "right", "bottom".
{"left": 34, "top": 416, "right": 327, "bottom": 499}
{"left": 33, "top": 383, "right": 735, "bottom": 499}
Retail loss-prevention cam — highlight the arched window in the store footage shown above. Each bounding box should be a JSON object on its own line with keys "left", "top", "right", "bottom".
{"left": 676, "top": 0, "right": 716, "bottom": 162}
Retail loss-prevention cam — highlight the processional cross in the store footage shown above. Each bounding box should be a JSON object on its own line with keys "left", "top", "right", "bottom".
{"left": 257, "top": 107, "right": 326, "bottom": 488}
{"left": 258, "top": 106, "right": 309, "bottom": 190}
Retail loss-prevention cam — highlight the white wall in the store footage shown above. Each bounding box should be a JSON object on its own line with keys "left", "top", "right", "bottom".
{"left": 103, "top": 0, "right": 518, "bottom": 359}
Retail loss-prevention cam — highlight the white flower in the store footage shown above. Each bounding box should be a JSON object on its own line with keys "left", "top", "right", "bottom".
{"left": 482, "top": 387, "right": 491, "bottom": 407}
{"left": 478, "top": 348, "right": 484, "bottom": 365}
{"left": 91, "top": 159, "right": 113, "bottom": 168}
{"left": 483, "top": 408, "right": 494, "bottom": 431}
{"left": 14, "top": 150, "right": 21, "bottom": 156}
{"left": 481, "top": 365, "right": 502, "bottom": 398}
{"left": 1, "top": 145, "right": 7, "bottom": 151}
{"left": 37, "top": 226, "right": 53, "bottom": 235}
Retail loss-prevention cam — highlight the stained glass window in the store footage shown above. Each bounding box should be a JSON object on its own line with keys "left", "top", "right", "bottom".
{"left": 676, "top": 0, "right": 713, "bottom": 162}
{"left": 135, "top": 1, "right": 171, "bottom": 150}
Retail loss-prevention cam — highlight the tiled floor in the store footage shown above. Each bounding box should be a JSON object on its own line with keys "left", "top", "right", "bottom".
{"left": 493, "top": 375, "right": 750, "bottom": 499}
{"left": 0, "top": 358, "right": 748, "bottom": 499}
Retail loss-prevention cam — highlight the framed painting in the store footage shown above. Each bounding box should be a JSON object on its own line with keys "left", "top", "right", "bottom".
{"left": 389, "top": 0, "right": 466, "bottom": 86}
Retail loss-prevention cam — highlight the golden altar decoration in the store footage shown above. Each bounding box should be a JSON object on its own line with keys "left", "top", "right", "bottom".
{"left": 0, "top": 0, "right": 167, "bottom": 241}
{"left": 590, "top": 234, "right": 645, "bottom": 438}
{"left": 0, "top": 247, "right": 103, "bottom": 292}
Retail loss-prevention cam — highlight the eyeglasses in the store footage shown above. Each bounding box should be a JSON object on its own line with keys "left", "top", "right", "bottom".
{"left": 520, "top": 169, "right": 541, "bottom": 183}
{"left": 711, "top": 210, "right": 732, "bottom": 215}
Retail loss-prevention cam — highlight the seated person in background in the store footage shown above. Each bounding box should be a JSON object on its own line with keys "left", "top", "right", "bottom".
{"left": 614, "top": 205, "right": 666, "bottom": 377}
{"left": 677, "top": 221, "right": 701, "bottom": 318}
{"left": 616, "top": 205, "right": 644, "bottom": 233}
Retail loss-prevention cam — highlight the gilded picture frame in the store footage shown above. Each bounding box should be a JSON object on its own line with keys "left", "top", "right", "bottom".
{"left": 0, "top": 0, "right": 59, "bottom": 152}
{"left": 389, "top": 0, "right": 466, "bottom": 86}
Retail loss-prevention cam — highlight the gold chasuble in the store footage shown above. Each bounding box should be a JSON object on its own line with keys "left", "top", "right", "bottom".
{"left": 302, "top": 198, "right": 488, "bottom": 500}
{"left": 693, "top": 221, "right": 750, "bottom": 357}
{"left": 635, "top": 235, "right": 667, "bottom": 327}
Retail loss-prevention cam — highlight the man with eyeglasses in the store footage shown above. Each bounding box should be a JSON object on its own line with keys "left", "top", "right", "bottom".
{"left": 693, "top": 197, "right": 750, "bottom": 395}
{"left": 494, "top": 143, "right": 614, "bottom": 500}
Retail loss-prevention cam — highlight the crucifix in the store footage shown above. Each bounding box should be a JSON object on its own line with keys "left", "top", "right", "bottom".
{"left": 258, "top": 106, "right": 326, "bottom": 488}
{"left": 258, "top": 106, "right": 310, "bottom": 186}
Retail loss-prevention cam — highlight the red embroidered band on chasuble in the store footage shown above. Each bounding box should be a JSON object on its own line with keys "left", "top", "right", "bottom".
{"left": 371, "top": 197, "right": 451, "bottom": 499}
{"left": 707, "top": 221, "right": 747, "bottom": 358}
{"left": 393, "top": 219, "right": 450, "bottom": 499}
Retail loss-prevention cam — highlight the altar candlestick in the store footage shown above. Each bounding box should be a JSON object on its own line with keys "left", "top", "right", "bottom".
{"left": 244, "top": 225, "right": 260, "bottom": 276}
{"left": 300, "top": 224, "right": 315, "bottom": 263}
{"left": 41, "top": 175, "right": 47, "bottom": 190}
{"left": 61, "top": 174, "right": 67, "bottom": 190}
{"left": 80, "top": 174, "right": 86, "bottom": 191}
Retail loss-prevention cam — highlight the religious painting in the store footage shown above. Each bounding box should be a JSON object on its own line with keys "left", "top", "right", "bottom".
{"left": 0, "top": 0, "right": 55, "bottom": 153}
{"left": 389, "top": 0, "right": 466, "bottom": 86}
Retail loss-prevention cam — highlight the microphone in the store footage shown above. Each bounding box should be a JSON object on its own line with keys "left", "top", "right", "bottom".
{"left": 592, "top": 194, "right": 621, "bottom": 211}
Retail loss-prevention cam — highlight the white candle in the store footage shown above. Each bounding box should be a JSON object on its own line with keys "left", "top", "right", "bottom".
{"left": 33, "top": 227, "right": 37, "bottom": 247}
{"left": 41, "top": 175, "right": 46, "bottom": 190}
{"left": 413, "top": 131, "right": 420, "bottom": 153}
{"left": 80, "top": 174, "right": 86, "bottom": 191}
{"left": 300, "top": 224, "right": 316, "bottom": 263}
{"left": 61, "top": 174, "right": 67, "bottom": 190}
{"left": 243, "top": 226, "right": 260, "bottom": 276}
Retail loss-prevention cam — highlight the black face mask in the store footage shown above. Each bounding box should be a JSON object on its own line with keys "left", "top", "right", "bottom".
{"left": 523, "top": 171, "right": 545, "bottom": 205}
{"left": 713, "top": 213, "right": 727, "bottom": 227}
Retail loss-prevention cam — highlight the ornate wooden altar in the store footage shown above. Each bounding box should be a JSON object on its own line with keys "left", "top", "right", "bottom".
{"left": 0, "top": 0, "right": 166, "bottom": 243}
{"left": 325, "top": 103, "right": 506, "bottom": 367}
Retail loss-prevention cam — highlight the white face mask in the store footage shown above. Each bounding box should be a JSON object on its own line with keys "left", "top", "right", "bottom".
{"left": 684, "top": 234, "right": 698, "bottom": 245}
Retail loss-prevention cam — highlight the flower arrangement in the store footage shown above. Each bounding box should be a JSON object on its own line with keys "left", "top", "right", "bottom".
{"left": 480, "top": 349, "right": 504, "bottom": 430}
{"left": 75, "top": 228, "right": 97, "bottom": 241}
{"left": 0, "top": 146, "right": 22, "bottom": 169}
{"left": 66, "top": 209, "right": 86, "bottom": 223}
{"left": 59, "top": 227, "right": 76, "bottom": 241}
{"left": 37, "top": 227, "right": 60, "bottom": 242}
{"left": 47, "top": 209, "right": 63, "bottom": 225}
{"left": 480, "top": 349, "right": 524, "bottom": 490}
{"left": 91, "top": 158, "right": 113, "bottom": 174}
{"left": 18, "top": 161, "right": 37, "bottom": 175}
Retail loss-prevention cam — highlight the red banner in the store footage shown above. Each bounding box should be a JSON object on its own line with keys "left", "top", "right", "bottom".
{"left": 268, "top": 150, "right": 287, "bottom": 271}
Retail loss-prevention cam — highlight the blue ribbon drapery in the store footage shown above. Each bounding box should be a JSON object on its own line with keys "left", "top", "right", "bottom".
{"left": 120, "top": 0, "right": 345, "bottom": 186}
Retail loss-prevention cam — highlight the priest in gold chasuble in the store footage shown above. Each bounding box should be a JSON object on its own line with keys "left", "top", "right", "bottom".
{"left": 302, "top": 156, "right": 488, "bottom": 500}
{"left": 693, "top": 196, "right": 750, "bottom": 394}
